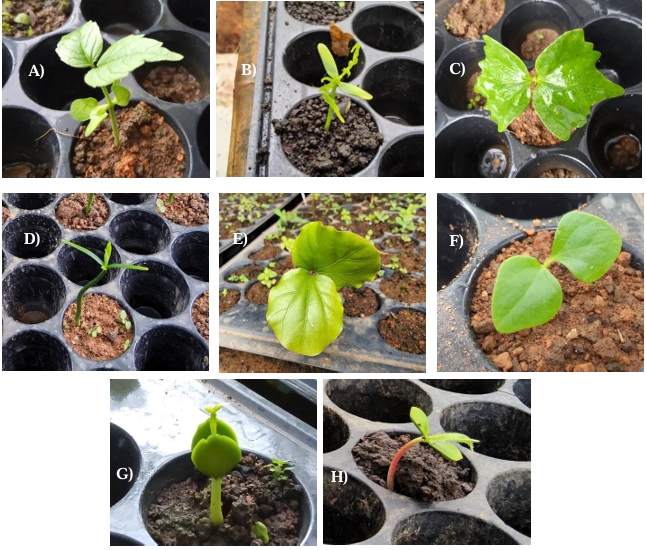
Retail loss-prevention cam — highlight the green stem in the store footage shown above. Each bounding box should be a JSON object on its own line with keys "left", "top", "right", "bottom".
{"left": 324, "top": 83, "right": 338, "bottom": 131}
{"left": 89, "top": 61, "right": 120, "bottom": 149}
{"left": 85, "top": 193, "right": 94, "bottom": 216}
{"left": 168, "top": 193, "right": 174, "bottom": 204}
{"left": 386, "top": 436, "right": 424, "bottom": 491}
{"left": 210, "top": 477, "right": 223, "bottom": 525}
{"left": 74, "top": 269, "right": 106, "bottom": 327}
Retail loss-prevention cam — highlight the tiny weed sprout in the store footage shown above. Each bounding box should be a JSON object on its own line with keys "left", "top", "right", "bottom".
{"left": 156, "top": 193, "right": 176, "bottom": 213}
{"left": 252, "top": 522, "right": 269, "bottom": 544}
{"left": 475, "top": 29, "right": 624, "bottom": 141}
{"left": 123, "top": 339, "right": 131, "bottom": 351}
{"left": 87, "top": 325, "right": 102, "bottom": 337}
{"left": 386, "top": 407, "right": 479, "bottom": 492}
{"left": 227, "top": 273, "right": 249, "bottom": 283}
{"left": 191, "top": 404, "right": 242, "bottom": 526}
{"left": 119, "top": 310, "right": 132, "bottom": 330}
{"left": 492, "top": 211, "right": 622, "bottom": 333}
{"left": 222, "top": 288, "right": 229, "bottom": 297}
{"left": 55, "top": 21, "right": 182, "bottom": 149}
{"left": 317, "top": 42, "right": 373, "bottom": 131}
{"left": 85, "top": 193, "right": 95, "bottom": 216}
{"left": 61, "top": 239, "right": 148, "bottom": 327}
{"left": 274, "top": 208, "right": 306, "bottom": 231}
{"left": 267, "top": 222, "right": 380, "bottom": 356}
{"left": 266, "top": 458, "right": 294, "bottom": 481}
{"left": 258, "top": 267, "right": 278, "bottom": 288}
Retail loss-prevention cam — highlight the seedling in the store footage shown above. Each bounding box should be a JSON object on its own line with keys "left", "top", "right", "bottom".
{"left": 492, "top": 211, "right": 621, "bottom": 333}
{"left": 275, "top": 208, "right": 306, "bottom": 231}
{"left": 87, "top": 325, "right": 102, "bottom": 337}
{"left": 252, "top": 522, "right": 269, "bottom": 544}
{"left": 222, "top": 288, "right": 229, "bottom": 297}
{"left": 474, "top": 29, "right": 624, "bottom": 141}
{"left": 61, "top": 239, "right": 148, "bottom": 327}
{"left": 317, "top": 43, "right": 373, "bottom": 131}
{"left": 267, "top": 222, "right": 380, "bottom": 356}
{"left": 393, "top": 212, "right": 415, "bottom": 233}
{"left": 191, "top": 404, "right": 242, "bottom": 525}
{"left": 266, "top": 458, "right": 294, "bottom": 481}
{"left": 156, "top": 194, "right": 175, "bottom": 213}
{"left": 385, "top": 256, "right": 408, "bottom": 274}
{"left": 386, "top": 407, "right": 479, "bottom": 492}
{"left": 467, "top": 95, "right": 482, "bottom": 110}
{"left": 118, "top": 310, "right": 132, "bottom": 330}
{"left": 56, "top": 21, "right": 182, "bottom": 149}
{"left": 84, "top": 193, "right": 95, "bottom": 216}
{"left": 279, "top": 236, "right": 295, "bottom": 252}
{"left": 365, "top": 229, "right": 373, "bottom": 240}
{"left": 536, "top": 32, "right": 545, "bottom": 40}
{"left": 227, "top": 273, "right": 249, "bottom": 283}
{"left": 258, "top": 267, "right": 278, "bottom": 288}
{"left": 123, "top": 339, "right": 131, "bottom": 351}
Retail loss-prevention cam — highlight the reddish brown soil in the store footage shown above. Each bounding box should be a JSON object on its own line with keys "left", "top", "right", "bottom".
{"left": 249, "top": 244, "right": 282, "bottom": 260}
{"left": 380, "top": 273, "right": 426, "bottom": 303}
{"left": 246, "top": 281, "right": 272, "bottom": 305}
{"left": 219, "top": 348, "right": 330, "bottom": 373}
{"left": 227, "top": 263, "right": 264, "bottom": 283}
{"left": 72, "top": 102, "right": 185, "bottom": 178}
{"left": 378, "top": 309, "right": 426, "bottom": 354}
{"left": 157, "top": 193, "right": 208, "bottom": 226}
{"left": 2, "top": 206, "right": 9, "bottom": 225}
{"left": 471, "top": 230, "right": 644, "bottom": 372}
{"left": 445, "top": 0, "right": 505, "bottom": 40}
{"left": 147, "top": 454, "right": 302, "bottom": 546}
{"left": 142, "top": 66, "right": 204, "bottom": 104}
{"left": 219, "top": 290, "right": 240, "bottom": 314}
{"left": 353, "top": 432, "right": 474, "bottom": 502}
{"left": 62, "top": 294, "right": 133, "bottom": 361}
{"left": 341, "top": 287, "right": 380, "bottom": 317}
{"left": 55, "top": 193, "right": 109, "bottom": 230}
{"left": 2, "top": 0, "right": 70, "bottom": 38}
{"left": 521, "top": 29, "right": 560, "bottom": 61}
{"left": 191, "top": 291, "right": 209, "bottom": 341}
{"left": 608, "top": 136, "right": 641, "bottom": 170}
{"left": 219, "top": 216, "right": 252, "bottom": 240}
{"left": 381, "top": 249, "right": 425, "bottom": 274}
{"left": 539, "top": 169, "right": 581, "bottom": 178}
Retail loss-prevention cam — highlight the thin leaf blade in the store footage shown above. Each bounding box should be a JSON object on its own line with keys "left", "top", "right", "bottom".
{"left": 410, "top": 407, "right": 429, "bottom": 438}
{"left": 317, "top": 43, "right": 339, "bottom": 78}
{"left": 338, "top": 82, "right": 373, "bottom": 100}
{"left": 427, "top": 440, "right": 463, "bottom": 461}
{"left": 61, "top": 239, "right": 104, "bottom": 266}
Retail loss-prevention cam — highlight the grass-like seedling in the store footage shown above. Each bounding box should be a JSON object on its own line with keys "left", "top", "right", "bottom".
{"left": 266, "top": 458, "right": 293, "bottom": 481}
{"left": 191, "top": 404, "right": 242, "bottom": 525}
{"left": 267, "top": 222, "right": 380, "bottom": 356}
{"left": 56, "top": 21, "right": 182, "bottom": 149}
{"left": 386, "top": 407, "right": 478, "bottom": 492}
{"left": 85, "top": 193, "right": 95, "bottom": 216}
{"left": 492, "top": 211, "right": 622, "bottom": 333}
{"left": 252, "top": 522, "right": 269, "bottom": 544}
{"left": 258, "top": 267, "right": 278, "bottom": 288}
{"left": 475, "top": 29, "right": 624, "bottom": 141}
{"left": 317, "top": 42, "right": 373, "bottom": 131}
{"left": 61, "top": 239, "right": 148, "bottom": 327}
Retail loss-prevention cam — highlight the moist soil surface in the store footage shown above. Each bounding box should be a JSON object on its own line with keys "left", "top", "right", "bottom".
{"left": 191, "top": 291, "right": 209, "bottom": 341}
{"left": 2, "top": 162, "right": 49, "bottom": 178}
{"left": 157, "top": 193, "right": 209, "bottom": 226}
{"left": 285, "top": 1, "right": 354, "bottom": 24}
{"left": 539, "top": 168, "right": 581, "bottom": 178}
{"left": 381, "top": 248, "right": 426, "bottom": 274}
{"left": 341, "top": 286, "right": 380, "bottom": 317}
{"left": 380, "top": 273, "right": 426, "bottom": 303}
{"left": 219, "top": 347, "right": 330, "bottom": 373}
{"left": 2, "top": 205, "right": 9, "bottom": 225}
{"left": 55, "top": 193, "right": 109, "bottom": 230}
{"left": 250, "top": 244, "right": 282, "bottom": 260}
{"left": 220, "top": 289, "right": 241, "bottom": 314}
{"left": 246, "top": 281, "right": 272, "bottom": 305}
{"left": 445, "top": 0, "right": 505, "bottom": 40}
{"left": 146, "top": 454, "right": 303, "bottom": 546}
{"left": 471, "top": 230, "right": 644, "bottom": 372}
{"left": 378, "top": 309, "right": 426, "bottom": 354}
{"left": 466, "top": 71, "right": 487, "bottom": 110}
{"left": 72, "top": 102, "right": 185, "bottom": 178}
{"left": 62, "top": 293, "right": 133, "bottom": 361}
{"left": 352, "top": 432, "right": 475, "bottom": 502}
{"left": 520, "top": 29, "right": 560, "bottom": 61}
{"left": 228, "top": 263, "right": 265, "bottom": 283}
{"left": 272, "top": 96, "right": 383, "bottom": 177}
{"left": 142, "top": 65, "right": 204, "bottom": 104}
{"left": 607, "top": 135, "right": 641, "bottom": 170}
{"left": 2, "top": 0, "right": 70, "bottom": 38}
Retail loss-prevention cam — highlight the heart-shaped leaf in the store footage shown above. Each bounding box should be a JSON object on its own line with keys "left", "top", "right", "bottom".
{"left": 112, "top": 83, "right": 130, "bottom": 107}
{"left": 70, "top": 97, "right": 98, "bottom": 121}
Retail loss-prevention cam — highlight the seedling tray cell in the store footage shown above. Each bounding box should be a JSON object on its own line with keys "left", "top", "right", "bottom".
{"left": 435, "top": 0, "right": 642, "bottom": 178}
{"left": 2, "top": 193, "right": 209, "bottom": 371}
{"left": 437, "top": 193, "right": 644, "bottom": 371}
{"left": 110, "top": 378, "right": 317, "bottom": 545}
{"left": 323, "top": 378, "right": 531, "bottom": 545}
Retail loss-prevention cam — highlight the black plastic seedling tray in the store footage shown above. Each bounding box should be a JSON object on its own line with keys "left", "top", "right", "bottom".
{"left": 219, "top": 194, "right": 426, "bottom": 373}
{"left": 437, "top": 193, "right": 644, "bottom": 372}
{"left": 110, "top": 378, "right": 317, "bottom": 546}
{"left": 323, "top": 379, "right": 531, "bottom": 545}
{"left": 435, "top": 0, "right": 642, "bottom": 178}
{"left": 2, "top": 0, "right": 209, "bottom": 178}
{"left": 245, "top": 1, "right": 424, "bottom": 176}
{"left": 2, "top": 193, "right": 209, "bottom": 371}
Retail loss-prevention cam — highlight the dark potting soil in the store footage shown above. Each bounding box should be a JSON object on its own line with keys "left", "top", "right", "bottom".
{"left": 72, "top": 102, "right": 185, "bottom": 178}
{"left": 2, "top": 0, "right": 70, "bottom": 38}
{"left": 471, "top": 230, "right": 645, "bottom": 372}
{"left": 55, "top": 193, "right": 109, "bottom": 231}
{"left": 380, "top": 273, "right": 426, "bottom": 303}
{"left": 445, "top": 0, "right": 505, "bottom": 40}
{"left": 412, "top": 1, "right": 424, "bottom": 14}
{"left": 285, "top": 1, "right": 354, "bottom": 25}
{"left": 220, "top": 217, "right": 252, "bottom": 240}
{"left": 377, "top": 309, "right": 426, "bottom": 354}
{"left": 192, "top": 291, "right": 209, "bottom": 341}
{"left": 146, "top": 454, "right": 302, "bottom": 546}
{"left": 246, "top": 281, "right": 272, "bottom": 305}
{"left": 2, "top": 162, "right": 49, "bottom": 178}
{"left": 381, "top": 236, "right": 417, "bottom": 251}
{"left": 2, "top": 205, "right": 9, "bottom": 225}
{"left": 249, "top": 244, "right": 282, "bottom": 261}
{"left": 381, "top": 249, "right": 426, "bottom": 274}
{"left": 341, "top": 286, "right": 380, "bottom": 317}
{"left": 539, "top": 168, "right": 581, "bottom": 178}
{"left": 340, "top": 219, "right": 391, "bottom": 240}
{"left": 228, "top": 263, "right": 265, "bottom": 283}
{"left": 273, "top": 256, "right": 295, "bottom": 274}
{"left": 62, "top": 294, "right": 133, "bottom": 361}
{"left": 607, "top": 135, "right": 641, "bottom": 170}
{"left": 157, "top": 193, "right": 209, "bottom": 226}
{"left": 142, "top": 66, "right": 204, "bottom": 104}
{"left": 219, "top": 290, "right": 241, "bottom": 314}
{"left": 219, "top": 347, "right": 330, "bottom": 373}
{"left": 520, "top": 29, "right": 560, "bottom": 61}
{"left": 272, "top": 96, "right": 383, "bottom": 177}
{"left": 466, "top": 71, "right": 487, "bottom": 110}
{"left": 352, "top": 432, "right": 475, "bottom": 502}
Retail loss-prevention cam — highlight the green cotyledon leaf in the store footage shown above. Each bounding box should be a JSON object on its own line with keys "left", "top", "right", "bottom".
{"left": 474, "top": 35, "right": 533, "bottom": 132}
{"left": 533, "top": 29, "right": 624, "bottom": 141}
{"left": 410, "top": 407, "right": 429, "bottom": 438}
{"left": 427, "top": 440, "right": 464, "bottom": 461}
{"left": 492, "top": 255, "right": 563, "bottom": 333}
{"left": 546, "top": 211, "right": 622, "bottom": 283}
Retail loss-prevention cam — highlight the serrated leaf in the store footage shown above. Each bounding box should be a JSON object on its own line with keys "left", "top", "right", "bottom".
{"left": 547, "top": 211, "right": 622, "bottom": 283}
{"left": 338, "top": 82, "right": 373, "bottom": 100}
{"left": 292, "top": 222, "right": 381, "bottom": 289}
{"left": 267, "top": 268, "right": 343, "bottom": 356}
{"left": 112, "top": 83, "right": 130, "bottom": 107}
{"left": 55, "top": 21, "right": 103, "bottom": 69}
{"left": 427, "top": 440, "right": 463, "bottom": 461}
{"left": 492, "top": 255, "right": 562, "bottom": 333}
{"left": 317, "top": 43, "right": 338, "bottom": 78}
{"left": 85, "top": 111, "right": 107, "bottom": 136}
{"left": 70, "top": 97, "right": 98, "bottom": 121}
{"left": 474, "top": 35, "right": 532, "bottom": 132}
{"left": 410, "top": 406, "right": 429, "bottom": 438}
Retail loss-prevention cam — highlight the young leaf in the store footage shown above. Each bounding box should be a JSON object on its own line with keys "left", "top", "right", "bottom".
{"left": 338, "top": 82, "right": 373, "bottom": 100}
{"left": 112, "top": 83, "right": 130, "bottom": 107}
{"left": 427, "top": 440, "right": 464, "bottom": 461}
{"left": 55, "top": 21, "right": 103, "bottom": 68}
{"left": 317, "top": 43, "right": 338, "bottom": 78}
{"left": 491, "top": 255, "right": 562, "bottom": 333}
{"left": 85, "top": 111, "right": 107, "bottom": 135}
{"left": 103, "top": 241, "right": 112, "bottom": 266}
{"left": 428, "top": 432, "right": 479, "bottom": 451}
{"left": 13, "top": 12, "right": 29, "bottom": 24}
{"left": 70, "top": 97, "right": 99, "bottom": 121}
{"left": 410, "top": 406, "right": 429, "bottom": 438}
{"left": 546, "top": 211, "right": 622, "bottom": 283}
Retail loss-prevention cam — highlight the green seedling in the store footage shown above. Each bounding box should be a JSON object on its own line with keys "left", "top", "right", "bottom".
{"left": 386, "top": 407, "right": 478, "bottom": 492}
{"left": 394, "top": 212, "right": 415, "bottom": 233}
{"left": 267, "top": 222, "right": 380, "bottom": 356}
{"left": 56, "top": 21, "right": 182, "bottom": 149}
{"left": 87, "top": 325, "right": 102, "bottom": 337}
{"left": 401, "top": 235, "right": 412, "bottom": 243}
{"left": 275, "top": 208, "right": 306, "bottom": 230}
{"left": 123, "top": 339, "right": 131, "bottom": 351}
{"left": 365, "top": 229, "right": 373, "bottom": 240}
{"left": 191, "top": 404, "right": 242, "bottom": 525}
{"left": 492, "top": 211, "right": 621, "bottom": 333}
{"left": 61, "top": 239, "right": 148, "bottom": 327}
{"left": 474, "top": 29, "right": 624, "bottom": 141}
{"left": 340, "top": 208, "right": 352, "bottom": 224}
{"left": 266, "top": 458, "right": 294, "bottom": 481}
{"left": 156, "top": 194, "right": 175, "bottom": 213}
{"left": 279, "top": 236, "right": 295, "bottom": 252}
{"left": 377, "top": 269, "right": 385, "bottom": 278}
{"left": 445, "top": 22, "right": 451, "bottom": 30}
{"left": 385, "top": 256, "right": 408, "bottom": 274}
{"left": 317, "top": 42, "right": 373, "bottom": 131}
{"left": 252, "top": 522, "right": 269, "bottom": 544}
{"left": 227, "top": 274, "right": 249, "bottom": 283}
{"left": 258, "top": 267, "right": 278, "bottom": 288}
{"left": 222, "top": 288, "right": 229, "bottom": 297}
{"left": 118, "top": 310, "right": 132, "bottom": 330}
{"left": 536, "top": 32, "right": 545, "bottom": 40}
{"left": 85, "top": 193, "right": 95, "bottom": 216}
{"left": 467, "top": 95, "right": 482, "bottom": 110}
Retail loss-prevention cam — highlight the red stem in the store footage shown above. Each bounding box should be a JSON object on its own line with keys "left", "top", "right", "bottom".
{"left": 386, "top": 436, "right": 424, "bottom": 491}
